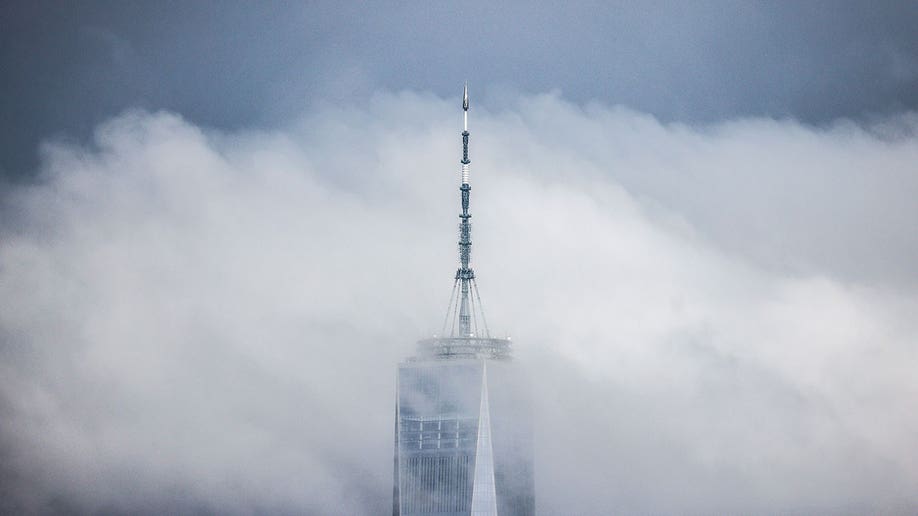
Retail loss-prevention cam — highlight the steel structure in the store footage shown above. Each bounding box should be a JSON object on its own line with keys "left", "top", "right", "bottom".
{"left": 432, "top": 83, "right": 506, "bottom": 359}
{"left": 392, "top": 85, "right": 534, "bottom": 516}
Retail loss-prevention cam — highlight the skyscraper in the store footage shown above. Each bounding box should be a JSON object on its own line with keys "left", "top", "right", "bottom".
{"left": 392, "top": 85, "right": 534, "bottom": 516}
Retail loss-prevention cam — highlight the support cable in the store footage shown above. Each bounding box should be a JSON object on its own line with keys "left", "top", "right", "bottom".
{"left": 449, "top": 283, "right": 459, "bottom": 337}
{"left": 468, "top": 280, "right": 479, "bottom": 337}
{"left": 441, "top": 278, "right": 459, "bottom": 337}
{"left": 472, "top": 278, "right": 491, "bottom": 338}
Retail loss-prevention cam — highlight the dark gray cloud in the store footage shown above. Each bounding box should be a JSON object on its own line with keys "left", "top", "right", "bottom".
{"left": 1, "top": 95, "right": 916, "bottom": 514}
{"left": 3, "top": 1, "right": 918, "bottom": 179}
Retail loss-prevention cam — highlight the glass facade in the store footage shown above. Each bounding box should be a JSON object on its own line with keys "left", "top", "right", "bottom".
{"left": 469, "top": 365, "right": 497, "bottom": 515}
{"left": 393, "top": 351, "right": 533, "bottom": 516}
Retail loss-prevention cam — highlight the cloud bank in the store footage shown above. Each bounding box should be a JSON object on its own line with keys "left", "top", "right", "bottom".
{"left": 1, "top": 91, "right": 917, "bottom": 514}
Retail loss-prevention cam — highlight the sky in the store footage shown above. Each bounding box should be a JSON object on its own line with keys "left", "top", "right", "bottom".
{"left": 1, "top": 2, "right": 918, "bottom": 515}
{"left": 3, "top": 1, "right": 918, "bottom": 178}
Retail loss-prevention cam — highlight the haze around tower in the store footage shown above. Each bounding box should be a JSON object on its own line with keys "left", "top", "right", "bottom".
{"left": 2, "top": 93, "right": 917, "bottom": 513}
{"left": 1, "top": 3, "right": 918, "bottom": 515}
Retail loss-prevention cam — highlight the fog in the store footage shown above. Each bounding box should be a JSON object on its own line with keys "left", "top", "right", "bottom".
{"left": 1, "top": 91, "right": 917, "bottom": 514}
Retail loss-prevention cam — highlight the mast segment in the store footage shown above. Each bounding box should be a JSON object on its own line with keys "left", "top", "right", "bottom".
{"left": 457, "top": 82, "right": 474, "bottom": 337}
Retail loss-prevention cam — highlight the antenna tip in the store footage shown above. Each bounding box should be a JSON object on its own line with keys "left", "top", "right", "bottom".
{"left": 462, "top": 82, "right": 469, "bottom": 111}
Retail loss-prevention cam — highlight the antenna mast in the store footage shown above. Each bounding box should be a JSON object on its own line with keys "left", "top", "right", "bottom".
{"left": 454, "top": 83, "right": 487, "bottom": 338}
{"left": 423, "top": 83, "right": 511, "bottom": 360}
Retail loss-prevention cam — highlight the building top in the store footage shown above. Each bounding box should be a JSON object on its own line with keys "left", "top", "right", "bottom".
{"left": 413, "top": 336, "right": 512, "bottom": 361}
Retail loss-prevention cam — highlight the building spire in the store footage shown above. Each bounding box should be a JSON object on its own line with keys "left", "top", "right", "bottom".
{"left": 457, "top": 82, "right": 474, "bottom": 337}
{"left": 436, "top": 82, "right": 492, "bottom": 340}
{"left": 463, "top": 81, "right": 469, "bottom": 128}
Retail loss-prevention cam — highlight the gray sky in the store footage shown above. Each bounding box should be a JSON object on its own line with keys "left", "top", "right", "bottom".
{"left": 2, "top": 3, "right": 918, "bottom": 515}
{"left": 2, "top": 1, "right": 918, "bottom": 178}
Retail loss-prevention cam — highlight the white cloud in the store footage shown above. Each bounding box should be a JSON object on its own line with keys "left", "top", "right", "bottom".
{"left": 1, "top": 92, "right": 916, "bottom": 514}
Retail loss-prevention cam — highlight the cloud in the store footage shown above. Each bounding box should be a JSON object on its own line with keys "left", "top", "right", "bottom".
{"left": 1, "top": 92, "right": 917, "bottom": 514}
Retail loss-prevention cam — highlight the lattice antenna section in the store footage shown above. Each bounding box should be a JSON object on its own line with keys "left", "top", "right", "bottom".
{"left": 438, "top": 83, "right": 496, "bottom": 341}
{"left": 454, "top": 82, "right": 476, "bottom": 337}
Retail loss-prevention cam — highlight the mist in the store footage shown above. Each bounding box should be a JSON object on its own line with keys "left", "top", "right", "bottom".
{"left": 1, "top": 91, "right": 917, "bottom": 514}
